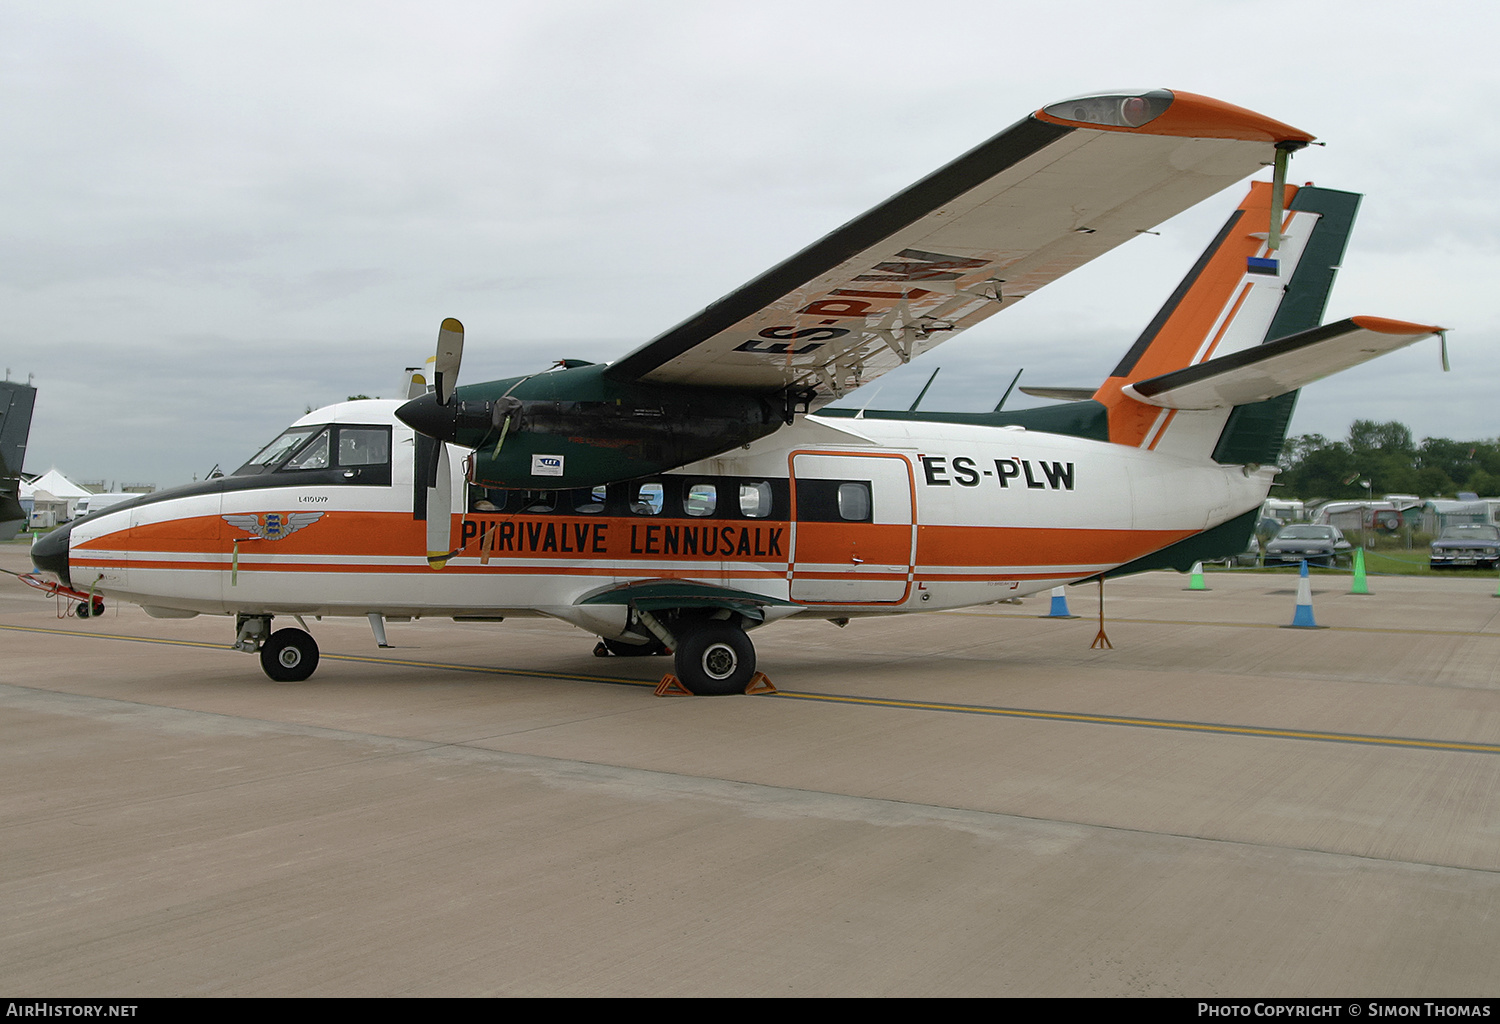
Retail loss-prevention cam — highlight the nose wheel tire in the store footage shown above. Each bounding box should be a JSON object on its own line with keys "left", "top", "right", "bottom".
{"left": 673, "top": 622, "right": 755, "bottom": 696}
{"left": 260, "top": 627, "right": 320, "bottom": 682}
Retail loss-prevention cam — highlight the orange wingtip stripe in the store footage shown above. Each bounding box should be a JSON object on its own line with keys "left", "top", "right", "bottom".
{"left": 1348, "top": 316, "right": 1446, "bottom": 335}
{"left": 1035, "top": 90, "right": 1314, "bottom": 144}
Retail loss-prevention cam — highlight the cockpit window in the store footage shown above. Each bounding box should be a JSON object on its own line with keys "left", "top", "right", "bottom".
{"left": 244, "top": 426, "right": 321, "bottom": 468}
{"left": 285, "top": 429, "right": 331, "bottom": 470}
{"left": 234, "top": 424, "right": 392, "bottom": 482}
{"left": 338, "top": 428, "right": 389, "bottom": 467}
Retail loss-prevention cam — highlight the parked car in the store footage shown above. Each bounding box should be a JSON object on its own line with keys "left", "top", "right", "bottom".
{"left": 1262, "top": 524, "right": 1352, "bottom": 568}
{"left": 1429, "top": 523, "right": 1500, "bottom": 570}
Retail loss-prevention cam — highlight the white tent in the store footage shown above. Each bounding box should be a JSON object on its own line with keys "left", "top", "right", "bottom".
{"left": 20, "top": 468, "right": 92, "bottom": 520}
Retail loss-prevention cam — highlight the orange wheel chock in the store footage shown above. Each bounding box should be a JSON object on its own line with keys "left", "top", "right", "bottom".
{"left": 654, "top": 674, "right": 693, "bottom": 696}
{"left": 654, "top": 672, "right": 777, "bottom": 696}
{"left": 744, "top": 672, "right": 776, "bottom": 695}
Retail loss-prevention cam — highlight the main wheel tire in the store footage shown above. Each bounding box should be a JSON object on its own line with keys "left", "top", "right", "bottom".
{"left": 673, "top": 622, "right": 755, "bottom": 696}
{"left": 260, "top": 627, "right": 320, "bottom": 682}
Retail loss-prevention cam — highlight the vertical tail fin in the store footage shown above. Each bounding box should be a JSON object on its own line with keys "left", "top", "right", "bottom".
{"left": 0, "top": 379, "right": 38, "bottom": 540}
{"left": 1092, "top": 182, "right": 1360, "bottom": 461}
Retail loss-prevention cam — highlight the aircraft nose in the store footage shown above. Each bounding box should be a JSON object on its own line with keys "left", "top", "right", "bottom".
{"left": 31, "top": 522, "right": 72, "bottom": 588}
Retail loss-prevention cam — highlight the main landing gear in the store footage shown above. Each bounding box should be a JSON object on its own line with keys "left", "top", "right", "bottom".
{"left": 234, "top": 614, "right": 320, "bottom": 682}
{"left": 596, "top": 613, "right": 759, "bottom": 696}
{"left": 673, "top": 621, "right": 756, "bottom": 696}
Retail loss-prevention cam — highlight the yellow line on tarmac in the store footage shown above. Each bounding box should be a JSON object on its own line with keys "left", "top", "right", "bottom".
{"left": 1, "top": 622, "right": 234, "bottom": 651}
{"left": 767, "top": 691, "right": 1500, "bottom": 755}
{"left": 6, "top": 623, "right": 1496, "bottom": 755}
{"left": 0, "top": 622, "right": 651, "bottom": 688}
{"left": 322, "top": 650, "right": 651, "bottom": 687}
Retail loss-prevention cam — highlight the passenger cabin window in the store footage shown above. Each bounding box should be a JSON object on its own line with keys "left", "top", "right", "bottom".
{"left": 518, "top": 491, "right": 557, "bottom": 513}
{"left": 739, "top": 481, "right": 773, "bottom": 519}
{"left": 574, "top": 486, "right": 607, "bottom": 514}
{"left": 684, "top": 483, "right": 716, "bottom": 517}
{"left": 462, "top": 476, "right": 787, "bottom": 520}
{"left": 796, "top": 479, "right": 873, "bottom": 522}
{"left": 631, "top": 482, "right": 664, "bottom": 516}
{"left": 838, "top": 483, "right": 871, "bottom": 522}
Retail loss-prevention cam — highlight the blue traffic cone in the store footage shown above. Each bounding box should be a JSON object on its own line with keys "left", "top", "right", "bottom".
{"left": 1043, "top": 586, "right": 1079, "bottom": 619}
{"left": 1287, "top": 559, "right": 1321, "bottom": 628}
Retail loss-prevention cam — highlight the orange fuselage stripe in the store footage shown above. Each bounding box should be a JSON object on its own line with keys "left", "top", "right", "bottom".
{"left": 75, "top": 514, "right": 1193, "bottom": 576}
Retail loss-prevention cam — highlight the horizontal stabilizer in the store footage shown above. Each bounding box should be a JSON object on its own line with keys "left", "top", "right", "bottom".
{"left": 1122, "top": 317, "right": 1443, "bottom": 410}
{"left": 1018, "top": 386, "right": 1097, "bottom": 402}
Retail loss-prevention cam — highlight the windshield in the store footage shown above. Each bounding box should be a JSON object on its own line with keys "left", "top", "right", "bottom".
{"left": 1277, "top": 526, "right": 1333, "bottom": 540}
{"left": 284, "top": 429, "right": 331, "bottom": 470}
{"left": 241, "top": 426, "right": 322, "bottom": 470}
{"left": 1440, "top": 524, "right": 1500, "bottom": 541}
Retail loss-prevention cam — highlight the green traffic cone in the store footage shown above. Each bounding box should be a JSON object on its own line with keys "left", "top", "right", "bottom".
{"left": 1350, "top": 547, "right": 1371, "bottom": 595}
{"left": 1186, "top": 560, "right": 1208, "bottom": 591}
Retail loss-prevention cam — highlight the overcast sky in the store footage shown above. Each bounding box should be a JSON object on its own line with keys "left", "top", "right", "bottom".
{"left": 4, "top": 0, "right": 1496, "bottom": 487}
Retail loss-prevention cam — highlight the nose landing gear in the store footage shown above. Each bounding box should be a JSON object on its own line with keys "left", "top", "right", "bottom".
{"left": 235, "top": 614, "right": 320, "bottom": 682}
{"left": 260, "top": 628, "right": 320, "bottom": 682}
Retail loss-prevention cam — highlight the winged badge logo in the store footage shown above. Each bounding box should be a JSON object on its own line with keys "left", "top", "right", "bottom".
{"left": 222, "top": 512, "right": 324, "bottom": 541}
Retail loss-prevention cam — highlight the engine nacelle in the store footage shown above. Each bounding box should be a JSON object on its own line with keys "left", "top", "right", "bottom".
{"left": 396, "top": 362, "right": 788, "bottom": 489}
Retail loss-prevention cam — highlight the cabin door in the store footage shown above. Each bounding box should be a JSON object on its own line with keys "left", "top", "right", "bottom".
{"left": 790, "top": 452, "right": 915, "bottom": 604}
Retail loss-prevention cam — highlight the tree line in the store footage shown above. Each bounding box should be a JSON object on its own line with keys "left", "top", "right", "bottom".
{"left": 1276, "top": 420, "right": 1500, "bottom": 502}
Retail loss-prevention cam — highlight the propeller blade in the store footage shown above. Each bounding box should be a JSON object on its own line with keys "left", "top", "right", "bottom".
{"left": 432, "top": 318, "right": 464, "bottom": 406}
{"left": 401, "top": 366, "right": 427, "bottom": 400}
{"left": 426, "top": 440, "right": 453, "bottom": 570}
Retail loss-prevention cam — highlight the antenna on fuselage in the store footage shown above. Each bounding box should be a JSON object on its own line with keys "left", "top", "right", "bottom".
{"left": 994, "top": 368, "right": 1024, "bottom": 412}
{"left": 908, "top": 367, "right": 941, "bottom": 411}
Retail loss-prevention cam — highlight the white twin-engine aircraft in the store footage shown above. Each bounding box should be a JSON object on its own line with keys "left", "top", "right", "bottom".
{"left": 33, "top": 90, "right": 1443, "bottom": 694}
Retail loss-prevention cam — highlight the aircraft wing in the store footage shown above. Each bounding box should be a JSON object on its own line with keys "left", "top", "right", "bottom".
{"left": 603, "top": 90, "right": 1313, "bottom": 408}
